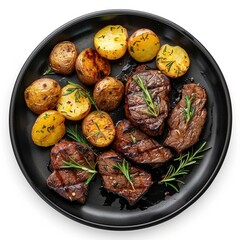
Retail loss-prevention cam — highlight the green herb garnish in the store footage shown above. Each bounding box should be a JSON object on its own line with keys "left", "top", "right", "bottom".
{"left": 159, "top": 142, "right": 210, "bottom": 192}
{"left": 43, "top": 66, "right": 55, "bottom": 75}
{"left": 113, "top": 159, "right": 135, "bottom": 190}
{"left": 63, "top": 81, "right": 99, "bottom": 111}
{"left": 183, "top": 94, "right": 196, "bottom": 125}
{"left": 66, "top": 125, "right": 100, "bottom": 155}
{"left": 134, "top": 75, "right": 159, "bottom": 118}
{"left": 86, "top": 122, "right": 106, "bottom": 142}
{"left": 60, "top": 157, "right": 97, "bottom": 185}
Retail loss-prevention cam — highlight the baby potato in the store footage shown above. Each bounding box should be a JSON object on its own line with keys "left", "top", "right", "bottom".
{"left": 93, "top": 76, "right": 124, "bottom": 111}
{"left": 94, "top": 25, "right": 128, "bottom": 60}
{"left": 75, "top": 48, "right": 111, "bottom": 85}
{"left": 49, "top": 41, "right": 78, "bottom": 75}
{"left": 156, "top": 44, "right": 190, "bottom": 78}
{"left": 56, "top": 84, "right": 91, "bottom": 121}
{"left": 82, "top": 111, "right": 115, "bottom": 147}
{"left": 24, "top": 78, "right": 61, "bottom": 114}
{"left": 31, "top": 110, "right": 66, "bottom": 147}
{"left": 128, "top": 28, "right": 160, "bottom": 62}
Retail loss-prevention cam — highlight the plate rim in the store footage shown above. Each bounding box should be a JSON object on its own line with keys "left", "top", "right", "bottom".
{"left": 9, "top": 9, "right": 232, "bottom": 230}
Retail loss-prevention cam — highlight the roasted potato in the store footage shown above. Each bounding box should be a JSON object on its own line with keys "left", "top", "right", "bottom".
{"left": 93, "top": 76, "right": 124, "bottom": 111}
{"left": 49, "top": 41, "right": 78, "bottom": 75}
{"left": 128, "top": 28, "right": 160, "bottom": 62}
{"left": 75, "top": 48, "right": 111, "bottom": 85}
{"left": 82, "top": 111, "right": 115, "bottom": 147}
{"left": 31, "top": 110, "right": 66, "bottom": 147}
{"left": 156, "top": 44, "right": 190, "bottom": 78}
{"left": 94, "top": 25, "right": 128, "bottom": 60}
{"left": 56, "top": 83, "right": 91, "bottom": 121}
{"left": 24, "top": 78, "right": 61, "bottom": 114}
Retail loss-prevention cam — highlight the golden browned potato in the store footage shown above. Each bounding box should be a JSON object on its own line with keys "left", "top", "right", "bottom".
{"left": 75, "top": 48, "right": 111, "bottom": 85}
{"left": 128, "top": 28, "right": 160, "bottom": 62}
{"left": 49, "top": 41, "right": 78, "bottom": 75}
{"left": 24, "top": 78, "right": 61, "bottom": 114}
{"left": 56, "top": 84, "right": 91, "bottom": 121}
{"left": 31, "top": 110, "right": 66, "bottom": 147}
{"left": 93, "top": 76, "right": 124, "bottom": 111}
{"left": 156, "top": 44, "right": 190, "bottom": 78}
{"left": 94, "top": 25, "right": 128, "bottom": 60}
{"left": 82, "top": 111, "right": 115, "bottom": 147}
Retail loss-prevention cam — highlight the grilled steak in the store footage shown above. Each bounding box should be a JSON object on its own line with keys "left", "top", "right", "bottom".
{"left": 164, "top": 83, "right": 207, "bottom": 153}
{"left": 113, "top": 119, "right": 173, "bottom": 167}
{"left": 125, "top": 65, "right": 171, "bottom": 136}
{"left": 47, "top": 139, "right": 96, "bottom": 204}
{"left": 98, "top": 150, "right": 153, "bottom": 205}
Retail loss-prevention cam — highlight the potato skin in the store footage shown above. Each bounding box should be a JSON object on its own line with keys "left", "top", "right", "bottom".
{"left": 49, "top": 41, "right": 78, "bottom": 75}
{"left": 93, "top": 77, "right": 124, "bottom": 111}
{"left": 94, "top": 25, "right": 128, "bottom": 60}
{"left": 128, "top": 28, "right": 160, "bottom": 62}
{"left": 156, "top": 44, "right": 190, "bottom": 78}
{"left": 24, "top": 78, "right": 61, "bottom": 114}
{"left": 56, "top": 84, "right": 91, "bottom": 121}
{"left": 82, "top": 111, "right": 115, "bottom": 147}
{"left": 75, "top": 48, "right": 111, "bottom": 85}
{"left": 31, "top": 110, "right": 66, "bottom": 147}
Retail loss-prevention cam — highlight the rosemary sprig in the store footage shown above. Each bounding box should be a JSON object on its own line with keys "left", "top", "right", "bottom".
{"left": 60, "top": 157, "right": 97, "bottom": 185}
{"left": 134, "top": 75, "right": 159, "bottom": 118}
{"left": 183, "top": 94, "right": 196, "bottom": 125}
{"left": 63, "top": 81, "right": 99, "bottom": 111}
{"left": 113, "top": 159, "right": 135, "bottom": 190}
{"left": 66, "top": 125, "right": 100, "bottom": 155}
{"left": 66, "top": 125, "right": 87, "bottom": 144}
{"left": 159, "top": 142, "right": 210, "bottom": 192}
{"left": 165, "top": 61, "right": 175, "bottom": 72}
{"left": 43, "top": 66, "right": 55, "bottom": 75}
{"left": 86, "top": 122, "right": 106, "bottom": 142}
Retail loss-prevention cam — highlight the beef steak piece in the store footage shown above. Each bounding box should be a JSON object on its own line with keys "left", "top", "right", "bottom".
{"left": 98, "top": 150, "right": 153, "bottom": 205}
{"left": 164, "top": 83, "right": 207, "bottom": 153}
{"left": 113, "top": 119, "right": 173, "bottom": 167}
{"left": 125, "top": 65, "right": 171, "bottom": 136}
{"left": 46, "top": 139, "right": 96, "bottom": 204}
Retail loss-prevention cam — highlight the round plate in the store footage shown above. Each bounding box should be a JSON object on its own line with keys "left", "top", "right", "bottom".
{"left": 9, "top": 10, "right": 232, "bottom": 230}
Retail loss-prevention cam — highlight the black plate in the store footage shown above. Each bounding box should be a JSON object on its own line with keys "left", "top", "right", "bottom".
{"left": 9, "top": 10, "right": 232, "bottom": 230}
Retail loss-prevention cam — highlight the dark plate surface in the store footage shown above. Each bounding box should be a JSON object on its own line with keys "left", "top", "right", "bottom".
{"left": 9, "top": 10, "right": 232, "bottom": 230}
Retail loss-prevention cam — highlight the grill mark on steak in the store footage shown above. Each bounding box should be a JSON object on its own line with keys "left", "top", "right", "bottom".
{"left": 46, "top": 139, "right": 95, "bottom": 204}
{"left": 113, "top": 119, "right": 173, "bottom": 167}
{"left": 125, "top": 65, "right": 171, "bottom": 136}
{"left": 163, "top": 83, "right": 207, "bottom": 153}
{"left": 98, "top": 150, "right": 153, "bottom": 205}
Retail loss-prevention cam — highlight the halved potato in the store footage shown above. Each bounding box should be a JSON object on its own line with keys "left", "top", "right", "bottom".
{"left": 49, "top": 41, "right": 78, "bottom": 75}
{"left": 93, "top": 76, "right": 124, "bottom": 111}
{"left": 94, "top": 25, "right": 128, "bottom": 60}
{"left": 128, "top": 28, "right": 160, "bottom": 62}
{"left": 56, "top": 84, "right": 91, "bottom": 121}
{"left": 82, "top": 111, "right": 115, "bottom": 147}
{"left": 75, "top": 48, "right": 111, "bottom": 85}
{"left": 156, "top": 44, "right": 190, "bottom": 78}
{"left": 24, "top": 78, "right": 61, "bottom": 114}
{"left": 31, "top": 110, "right": 66, "bottom": 147}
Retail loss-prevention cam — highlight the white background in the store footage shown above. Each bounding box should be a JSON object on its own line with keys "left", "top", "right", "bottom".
{"left": 1, "top": 0, "right": 239, "bottom": 239}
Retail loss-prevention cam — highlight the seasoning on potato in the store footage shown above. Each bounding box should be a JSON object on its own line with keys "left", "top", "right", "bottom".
{"left": 31, "top": 110, "right": 66, "bottom": 147}
{"left": 56, "top": 83, "right": 91, "bottom": 121}
{"left": 128, "top": 28, "right": 160, "bottom": 62}
{"left": 49, "top": 41, "right": 78, "bottom": 75}
{"left": 82, "top": 111, "right": 115, "bottom": 147}
{"left": 156, "top": 44, "right": 190, "bottom": 78}
{"left": 93, "top": 76, "right": 124, "bottom": 111}
{"left": 24, "top": 78, "right": 61, "bottom": 114}
{"left": 94, "top": 25, "right": 128, "bottom": 60}
{"left": 75, "top": 48, "right": 111, "bottom": 85}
